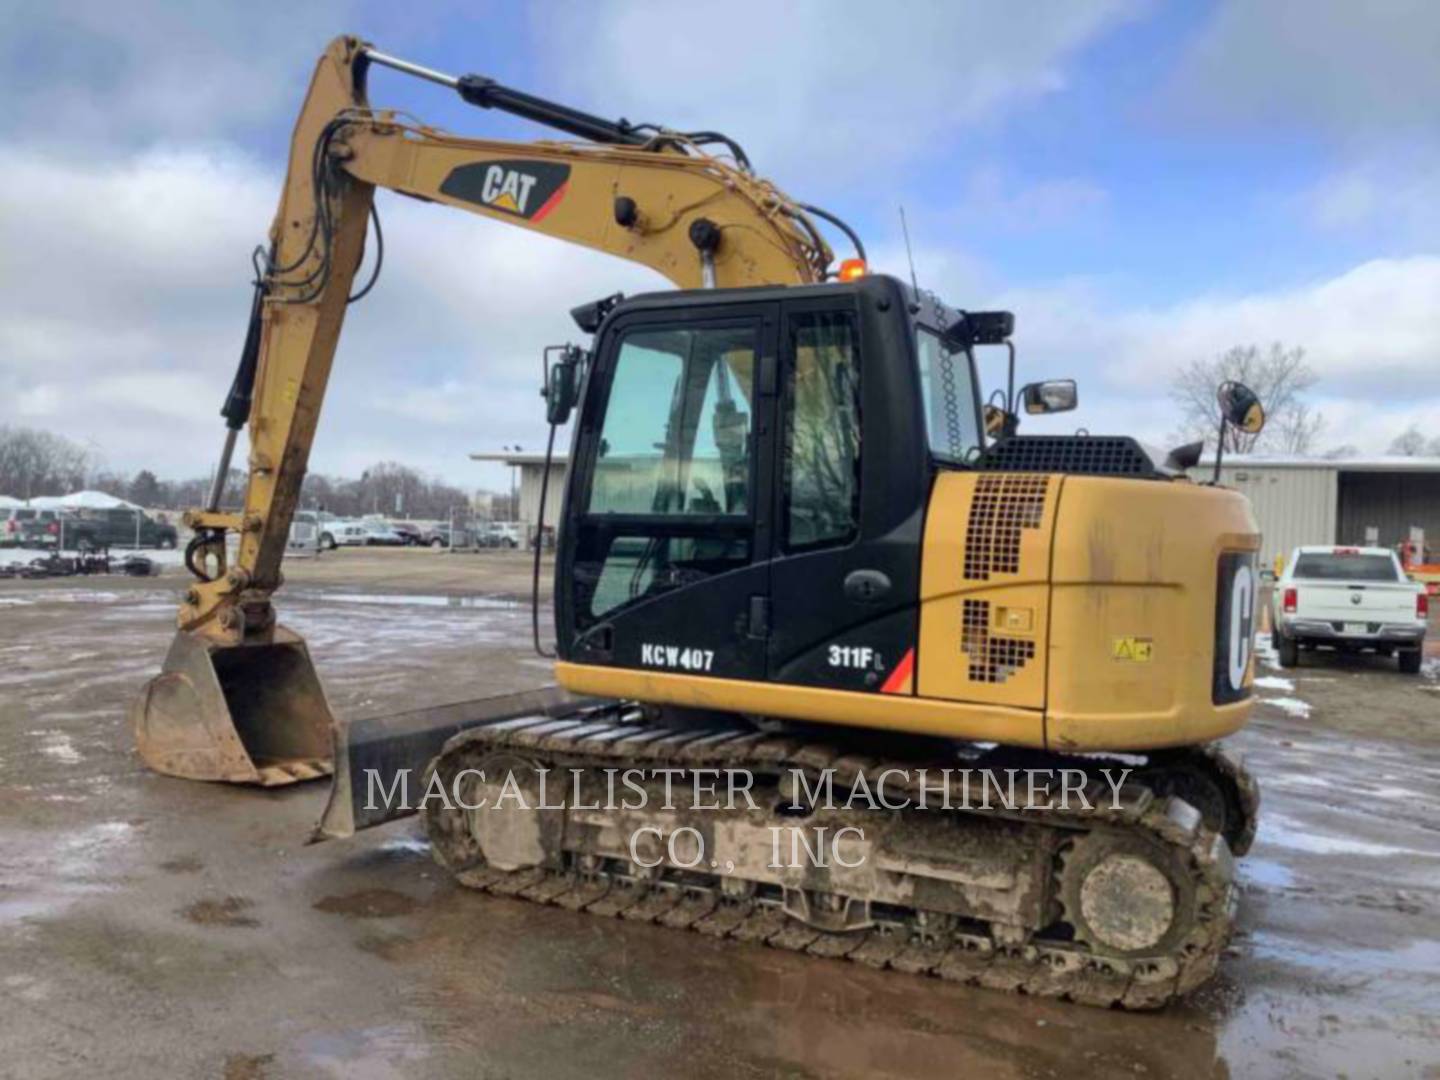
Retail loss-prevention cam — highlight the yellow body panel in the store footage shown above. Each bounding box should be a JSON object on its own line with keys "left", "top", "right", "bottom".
{"left": 560, "top": 470, "right": 1261, "bottom": 754}
{"left": 917, "top": 472, "right": 1058, "bottom": 709}
{"left": 1043, "top": 476, "right": 1259, "bottom": 749}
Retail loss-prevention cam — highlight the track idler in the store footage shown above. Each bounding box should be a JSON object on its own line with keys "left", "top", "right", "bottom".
{"left": 130, "top": 626, "right": 335, "bottom": 786}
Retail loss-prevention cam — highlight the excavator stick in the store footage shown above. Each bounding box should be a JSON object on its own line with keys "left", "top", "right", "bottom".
{"left": 130, "top": 626, "right": 335, "bottom": 786}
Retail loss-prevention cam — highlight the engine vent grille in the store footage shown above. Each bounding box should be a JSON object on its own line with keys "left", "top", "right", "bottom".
{"left": 964, "top": 474, "right": 1049, "bottom": 581}
{"left": 979, "top": 436, "right": 1158, "bottom": 477}
{"left": 961, "top": 599, "right": 1035, "bottom": 684}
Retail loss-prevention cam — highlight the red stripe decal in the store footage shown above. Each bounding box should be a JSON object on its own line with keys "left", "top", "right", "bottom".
{"left": 880, "top": 647, "right": 915, "bottom": 694}
{"left": 530, "top": 181, "right": 569, "bottom": 223}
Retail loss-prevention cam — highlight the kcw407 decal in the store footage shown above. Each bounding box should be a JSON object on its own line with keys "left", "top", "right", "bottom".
{"left": 440, "top": 160, "right": 571, "bottom": 222}
{"left": 640, "top": 643, "right": 715, "bottom": 673}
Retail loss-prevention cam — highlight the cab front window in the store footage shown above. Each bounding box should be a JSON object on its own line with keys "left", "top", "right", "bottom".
{"left": 917, "top": 328, "right": 981, "bottom": 462}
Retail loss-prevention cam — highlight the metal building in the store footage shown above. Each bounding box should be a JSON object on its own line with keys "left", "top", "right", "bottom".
{"left": 470, "top": 451, "right": 569, "bottom": 540}
{"left": 1193, "top": 455, "right": 1440, "bottom": 565}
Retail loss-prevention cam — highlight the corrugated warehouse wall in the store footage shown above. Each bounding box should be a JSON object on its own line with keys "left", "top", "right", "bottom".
{"left": 1210, "top": 465, "right": 1338, "bottom": 567}
{"left": 1337, "top": 472, "right": 1440, "bottom": 550}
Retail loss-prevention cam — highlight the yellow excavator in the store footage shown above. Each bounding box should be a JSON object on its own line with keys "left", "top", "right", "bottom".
{"left": 131, "top": 36, "right": 1267, "bottom": 1008}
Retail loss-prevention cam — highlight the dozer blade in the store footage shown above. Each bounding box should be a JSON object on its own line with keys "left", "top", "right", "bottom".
{"left": 130, "top": 625, "right": 335, "bottom": 786}
{"left": 314, "top": 684, "right": 608, "bottom": 841}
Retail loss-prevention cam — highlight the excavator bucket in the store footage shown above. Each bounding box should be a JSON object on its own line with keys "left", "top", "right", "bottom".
{"left": 130, "top": 625, "right": 335, "bottom": 786}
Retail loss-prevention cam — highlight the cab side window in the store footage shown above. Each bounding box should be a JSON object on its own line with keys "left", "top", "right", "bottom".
{"left": 587, "top": 326, "right": 756, "bottom": 518}
{"left": 783, "top": 312, "right": 860, "bottom": 551}
{"left": 577, "top": 322, "right": 759, "bottom": 627}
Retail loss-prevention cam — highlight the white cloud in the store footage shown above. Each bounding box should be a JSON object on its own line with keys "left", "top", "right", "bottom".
{"left": 536, "top": 0, "right": 1138, "bottom": 189}
{"left": 1107, "top": 257, "right": 1440, "bottom": 391}
{"left": 0, "top": 3, "right": 356, "bottom": 148}
{"left": 956, "top": 167, "right": 1109, "bottom": 231}
{"left": 1303, "top": 154, "right": 1440, "bottom": 243}
{"left": 981, "top": 257, "right": 1440, "bottom": 450}
{"left": 0, "top": 143, "right": 667, "bottom": 487}
{"left": 1163, "top": 1, "right": 1440, "bottom": 252}
{"left": 1165, "top": 0, "right": 1440, "bottom": 137}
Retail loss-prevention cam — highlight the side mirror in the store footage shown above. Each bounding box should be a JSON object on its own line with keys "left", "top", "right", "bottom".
{"left": 1217, "top": 381, "right": 1265, "bottom": 434}
{"left": 1020, "top": 379, "right": 1077, "bottom": 415}
{"left": 543, "top": 346, "right": 585, "bottom": 425}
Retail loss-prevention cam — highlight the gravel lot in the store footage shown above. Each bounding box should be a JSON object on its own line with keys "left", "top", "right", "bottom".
{"left": 1, "top": 549, "right": 1437, "bottom": 1079}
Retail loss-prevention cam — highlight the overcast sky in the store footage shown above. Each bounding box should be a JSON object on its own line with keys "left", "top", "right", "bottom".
{"left": 2, "top": 1, "right": 1437, "bottom": 490}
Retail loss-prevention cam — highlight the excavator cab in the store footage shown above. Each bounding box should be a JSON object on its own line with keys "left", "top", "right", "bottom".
{"left": 552, "top": 275, "right": 949, "bottom": 693}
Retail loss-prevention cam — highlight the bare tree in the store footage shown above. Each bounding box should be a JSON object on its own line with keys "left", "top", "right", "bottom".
{"left": 0, "top": 424, "right": 472, "bottom": 517}
{"left": 1387, "top": 426, "right": 1425, "bottom": 455}
{"left": 1171, "top": 343, "right": 1321, "bottom": 454}
{"left": 0, "top": 426, "right": 92, "bottom": 499}
{"left": 128, "top": 470, "right": 164, "bottom": 507}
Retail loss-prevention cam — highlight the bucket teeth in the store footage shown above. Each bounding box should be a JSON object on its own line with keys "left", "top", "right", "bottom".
{"left": 256, "top": 759, "right": 332, "bottom": 786}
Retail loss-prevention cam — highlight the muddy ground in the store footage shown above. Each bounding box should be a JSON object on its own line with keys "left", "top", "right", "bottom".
{"left": 1, "top": 548, "right": 1437, "bottom": 1079}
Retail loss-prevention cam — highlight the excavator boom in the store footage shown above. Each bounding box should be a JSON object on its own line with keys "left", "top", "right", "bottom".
{"left": 132, "top": 35, "right": 838, "bottom": 784}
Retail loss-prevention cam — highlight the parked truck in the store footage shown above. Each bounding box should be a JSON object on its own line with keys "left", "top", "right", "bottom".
{"left": 1271, "top": 545, "right": 1429, "bottom": 673}
{"left": 61, "top": 508, "right": 179, "bottom": 551}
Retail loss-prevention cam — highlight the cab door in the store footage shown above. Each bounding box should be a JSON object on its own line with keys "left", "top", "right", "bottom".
{"left": 558, "top": 303, "right": 780, "bottom": 682}
{"left": 765, "top": 298, "right": 928, "bottom": 694}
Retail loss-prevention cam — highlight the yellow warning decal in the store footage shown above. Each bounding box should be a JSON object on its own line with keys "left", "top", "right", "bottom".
{"left": 1112, "top": 637, "right": 1153, "bottom": 661}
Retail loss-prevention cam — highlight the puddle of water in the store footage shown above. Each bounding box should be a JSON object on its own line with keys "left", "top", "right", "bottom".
{"left": 314, "top": 592, "right": 518, "bottom": 610}
{"left": 1240, "top": 858, "right": 1296, "bottom": 889}
{"left": 1259, "top": 813, "right": 1438, "bottom": 859}
{"left": 1249, "top": 930, "right": 1440, "bottom": 978}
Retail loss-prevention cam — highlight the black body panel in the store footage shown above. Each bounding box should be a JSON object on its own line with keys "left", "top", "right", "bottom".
{"left": 555, "top": 275, "right": 960, "bottom": 697}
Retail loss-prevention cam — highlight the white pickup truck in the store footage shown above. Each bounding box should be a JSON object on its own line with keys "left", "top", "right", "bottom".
{"left": 1271, "top": 545, "right": 1429, "bottom": 673}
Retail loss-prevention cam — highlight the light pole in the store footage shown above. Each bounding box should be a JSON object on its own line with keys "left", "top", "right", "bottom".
{"left": 504, "top": 444, "right": 523, "bottom": 525}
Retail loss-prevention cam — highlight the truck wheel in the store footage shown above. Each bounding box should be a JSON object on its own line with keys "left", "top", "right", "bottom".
{"left": 1276, "top": 634, "right": 1299, "bottom": 668}
{"left": 431, "top": 537, "right": 444, "bottom": 549}
{"left": 1398, "top": 648, "right": 1422, "bottom": 675}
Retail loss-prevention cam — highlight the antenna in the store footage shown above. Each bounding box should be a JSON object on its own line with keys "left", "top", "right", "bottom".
{"left": 899, "top": 206, "right": 920, "bottom": 295}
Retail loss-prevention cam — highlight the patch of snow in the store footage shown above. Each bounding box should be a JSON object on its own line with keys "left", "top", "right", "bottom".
{"left": 1260, "top": 696, "right": 1312, "bottom": 718}
{"left": 321, "top": 592, "right": 515, "bottom": 610}
{"left": 28, "top": 490, "right": 139, "bottom": 510}
{"left": 380, "top": 835, "right": 431, "bottom": 856}
{"left": 1253, "top": 632, "right": 1282, "bottom": 672}
{"left": 37, "top": 732, "right": 81, "bottom": 765}
{"left": 1254, "top": 675, "right": 1294, "bottom": 691}
{"left": 1066, "top": 750, "right": 1149, "bottom": 766}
